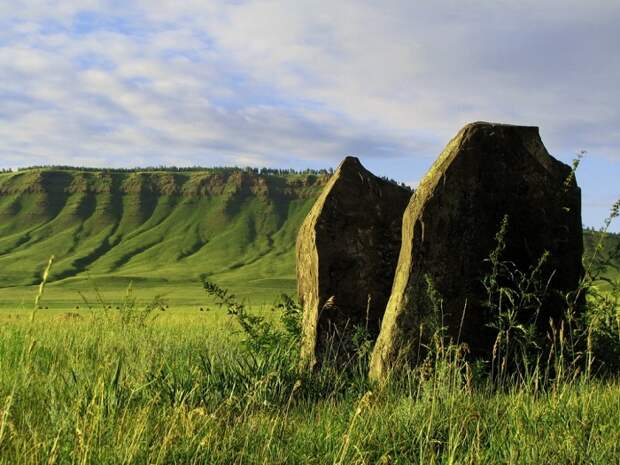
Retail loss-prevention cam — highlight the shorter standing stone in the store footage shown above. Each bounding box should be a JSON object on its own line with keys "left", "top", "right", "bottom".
{"left": 369, "top": 122, "right": 584, "bottom": 381}
{"left": 297, "top": 157, "right": 412, "bottom": 370}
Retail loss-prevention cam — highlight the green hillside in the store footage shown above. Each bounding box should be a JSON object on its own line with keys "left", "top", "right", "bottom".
{"left": 583, "top": 229, "right": 620, "bottom": 282}
{"left": 0, "top": 168, "right": 328, "bottom": 307}
{"left": 0, "top": 167, "right": 617, "bottom": 309}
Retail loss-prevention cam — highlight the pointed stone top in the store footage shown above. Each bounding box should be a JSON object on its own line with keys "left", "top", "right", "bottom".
{"left": 461, "top": 121, "right": 539, "bottom": 132}
{"left": 296, "top": 153, "right": 412, "bottom": 371}
{"left": 417, "top": 121, "right": 564, "bottom": 191}
{"left": 333, "top": 156, "right": 374, "bottom": 182}
{"left": 337, "top": 156, "right": 364, "bottom": 171}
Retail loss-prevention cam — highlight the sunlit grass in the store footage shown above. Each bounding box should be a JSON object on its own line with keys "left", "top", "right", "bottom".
{"left": 0, "top": 306, "right": 618, "bottom": 464}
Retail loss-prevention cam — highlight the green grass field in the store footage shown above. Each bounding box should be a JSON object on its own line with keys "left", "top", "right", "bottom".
{"left": 1, "top": 168, "right": 619, "bottom": 463}
{"left": 584, "top": 229, "right": 620, "bottom": 283}
{"left": 0, "top": 299, "right": 619, "bottom": 464}
{"left": 0, "top": 276, "right": 289, "bottom": 313}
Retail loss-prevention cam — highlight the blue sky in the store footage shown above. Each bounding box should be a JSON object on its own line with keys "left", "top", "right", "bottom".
{"left": 0, "top": 1, "right": 618, "bottom": 231}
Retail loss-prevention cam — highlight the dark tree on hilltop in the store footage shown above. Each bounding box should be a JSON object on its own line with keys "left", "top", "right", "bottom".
{"left": 16, "top": 165, "right": 334, "bottom": 176}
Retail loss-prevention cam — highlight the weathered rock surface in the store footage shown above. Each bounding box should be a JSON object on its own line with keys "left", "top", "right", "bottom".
{"left": 297, "top": 157, "right": 412, "bottom": 370}
{"left": 369, "top": 122, "right": 584, "bottom": 380}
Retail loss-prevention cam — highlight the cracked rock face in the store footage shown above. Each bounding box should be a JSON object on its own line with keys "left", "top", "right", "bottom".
{"left": 370, "top": 122, "right": 584, "bottom": 381}
{"left": 296, "top": 156, "right": 412, "bottom": 370}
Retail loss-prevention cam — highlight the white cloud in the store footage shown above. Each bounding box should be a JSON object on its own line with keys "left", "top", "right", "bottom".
{"left": 0, "top": 0, "right": 618, "bottom": 174}
{"left": 187, "top": 0, "right": 620, "bottom": 155}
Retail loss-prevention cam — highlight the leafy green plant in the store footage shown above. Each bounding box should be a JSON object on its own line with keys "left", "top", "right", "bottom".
{"left": 274, "top": 293, "right": 303, "bottom": 343}
{"left": 199, "top": 278, "right": 376, "bottom": 406}
{"left": 202, "top": 279, "right": 296, "bottom": 353}
{"left": 580, "top": 199, "right": 620, "bottom": 374}
{"left": 482, "top": 215, "right": 554, "bottom": 384}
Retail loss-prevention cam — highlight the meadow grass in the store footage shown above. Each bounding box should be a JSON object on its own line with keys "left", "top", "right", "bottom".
{"left": 0, "top": 170, "right": 619, "bottom": 464}
{"left": 0, "top": 280, "right": 619, "bottom": 465}
{"left": 0, "top": 277, "right": 291, "bottom": 313}
{"left": 0, "top": 227, "right": 618, "bottom": 464}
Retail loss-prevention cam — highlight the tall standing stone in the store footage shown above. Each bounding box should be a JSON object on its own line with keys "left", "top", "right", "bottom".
{"left": 369, "top": 122, "right": 584, "bottom": 380}
{"left": 297, "top": 157, "right": 412, "bottom": 370}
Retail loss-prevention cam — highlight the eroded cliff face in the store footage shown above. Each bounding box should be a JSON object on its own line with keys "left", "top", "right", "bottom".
{"left": 0, "top": 168, "right": 328, "bottom": 288}
{"left": 0, "top": 169, "right": 325, "bottom": 197}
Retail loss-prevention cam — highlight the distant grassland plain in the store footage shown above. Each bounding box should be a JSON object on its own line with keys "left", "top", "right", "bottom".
{"left": 0, "top": 167, "right": 618, "bottom": 312}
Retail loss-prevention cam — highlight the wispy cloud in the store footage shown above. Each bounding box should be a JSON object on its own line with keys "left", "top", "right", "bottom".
{"left": 1, "top": 2, "right": 429, "bottom": 169}
{"left": 0, "top": 1, "right": 619, "bottom": 227}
